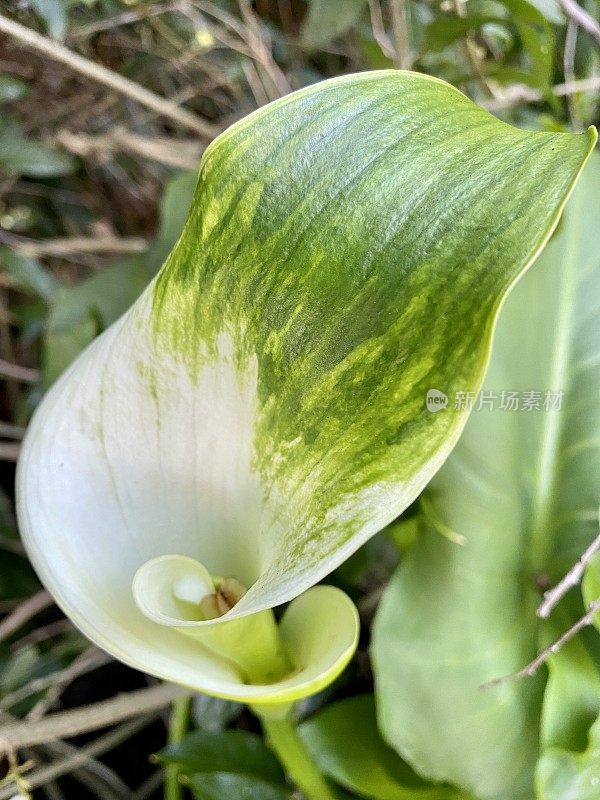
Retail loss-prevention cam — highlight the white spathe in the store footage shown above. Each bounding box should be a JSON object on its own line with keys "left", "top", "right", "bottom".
{"left": 16, "top": 287, "right": 358, "bottom": 703}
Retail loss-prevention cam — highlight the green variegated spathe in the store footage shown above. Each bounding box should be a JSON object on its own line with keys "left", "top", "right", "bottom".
{"left": 16, "top": 70, "right": 594, "bottom": 702}
{"left": 152, "top": 71, "right": 594, "bottom": 612}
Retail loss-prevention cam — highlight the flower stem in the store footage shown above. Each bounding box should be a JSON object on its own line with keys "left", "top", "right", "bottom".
{"left": 260, "top": 713, "right": 337, "bottom": 800}
{"left": 164, "top": 696, "right": 191, "bottom": 800}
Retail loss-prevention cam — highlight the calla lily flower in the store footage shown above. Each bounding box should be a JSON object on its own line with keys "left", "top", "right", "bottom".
{"left": 16, "top": 71, "right": 594, "bottom": 705}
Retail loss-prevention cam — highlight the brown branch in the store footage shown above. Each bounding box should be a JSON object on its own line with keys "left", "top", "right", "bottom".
{"left": 0, "top": 718, "right": 154, "bottom": 800}
{"left": 367, "top": 0, "right": 397, "bottom": 60}
{"left": 0, "top": 535, "right": 25, "bottom": 556}
{"left": 0, "top": 709, "right": 130, "bottom": 800}
{"left": 559, "top": 0, "right": 600, "bottom": 46}
{"left": 484, "top": 76, "right": 600, "bottom": 110}
{"left": 0, "top": 649, "right": 110, "bottom": 714}
{"left": 0, "top": 683, "right": 190, "bottom": 750}
{"left": 242, "top": 59, "right": 270, "bottom": 107}
{"left": 482, "top": 596, "right": 600, "bottom": 689}
{"left": 55, "top": 128, "right": 203, "bottom": 169}
{"left": 538, "top": 530, "right": 600, "bottom": 619}
{"left": 0, "top": 13, "right": 220, "bottom": 138}
{"left": 0, "top": 421, "right": 25, "bottom": 440}
{"left": 0, "top": 358, "right": 39, "bottom": 383}
{"left": 0, "top": 590, "right": 53, "bottom": 643}
{"left": 389, "top": 0, "right": 411, "bottom": 69}
{"left": 71, "top": 1, "right": 179, "bottom": 38}
{"left": 237, "top": 0, "right": 291, "bottom": 99}
{"left": 9, "top": 235, "right": 148, "bottom": 259}
{"left": 0, "top": 442, "right": 20, "bottom": 462}
{"left": 563, "top": 18, "right": 581, "bottom": 129}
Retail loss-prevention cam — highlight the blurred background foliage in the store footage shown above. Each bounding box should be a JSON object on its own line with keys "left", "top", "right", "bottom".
{"left": 0, "top": 0, "right": 599, "bottom": 797}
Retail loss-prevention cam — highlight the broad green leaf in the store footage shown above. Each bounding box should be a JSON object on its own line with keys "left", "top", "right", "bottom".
{"left": 17, "top": 72, "right": 594, "bottom": 703}
{"left": 156, "top": 729, "right": 284, "bottom": 785}
{"left": 301, "top": 0, "right": 368, "bottom": 50}
{"left": 188, "top": 772, "right": 290, "bottom": 800}
{"left": 298, "top": 695, "right": 464, "bottom": 799}
{"left": 373, "top": 152, "right": 600, "bottom": 800}
{"left": 142, "top": 170, "right": 199, "bottom": 272}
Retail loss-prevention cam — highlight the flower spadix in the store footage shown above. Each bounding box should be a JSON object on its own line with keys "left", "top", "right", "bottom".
{"left": 16, "top": 71, "right": 595, "bottom": 703}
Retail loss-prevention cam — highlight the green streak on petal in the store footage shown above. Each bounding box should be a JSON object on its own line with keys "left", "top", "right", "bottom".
{"left": 150, "top": 70, "right": 595, "bottom": 602}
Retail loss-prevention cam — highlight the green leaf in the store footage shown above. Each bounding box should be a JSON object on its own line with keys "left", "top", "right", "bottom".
{"left": 425, "top": 0, "right": 554, "bottom": 91}
{"left": 540, "top": 615, "right": 600, "bottom": 754}
{"left": 148, "top": 170, "right": 198, "bottom": 270}
{"left": 537, "top": 715, "right": 600, "bottom": 799}
{"left": 0, "top": 247, "right": 58, "bottom": 302}
{"left": 0, "top": 646, "right": 40, "bottom": 694}
{"left": 191, "top": 694, "right": 242, "bottom": 731}
{"left": 41, "top": 169, "right": 197, "bottom": 384}
{"left": 0, "top": 74, "right": 29, "bottom": 102}
{"left": 301, "top": 0, "right": 368, "bottom": 50}
{"left": 188, "top": 772, "right": 290, "bottom": 800}
{"left": 536, "top": 552, "right": 600, "bottom": 796}
{"left": 43, "top": 311, "right": 97, "bottom": 387}
{"left": 524, "top": 0, "right": 564, "bottom": 24}
{"left": 372, "top": 152, "right": 600, "bottom": 800}
{"left": 298, "top": 695, "right": 464, "bottom": 799}
{"left": 17, "top": 72, "right": 595, "bottom": 702}
{"left": 31, "top": 0, "right": 68, "bottom": 40}
{"left": 424, "top": 15, "right": 501, "bottom": 53}
{"left": 156, "top": 729, "right": 285, "bottom": 785}
{"left": 0, "top": 136, "right": 76, "bottom": 178}
{"left": 503, "top": 0, "right": 555, "bottom": 90}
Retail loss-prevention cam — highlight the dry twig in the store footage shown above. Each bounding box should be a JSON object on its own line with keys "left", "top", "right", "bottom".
{"left": 563, "top": 19, "right": 581, "bottom": 129}
{"left": 0, "top": 649, "right": 111, "bottom": 716}
{"left": 0, "top": 358, "right": 39, "bottom": 384}
{"left": 559, "top": 0, "right": 600, "bottom": 46}
{"left": 538, "top": 530, "right": 600, "bottom": 619}
{"left": 0, "top": 442, "right": 20, "bottom": 462}
{"left": 9, "top": 235, "right": 148, "bottom": 259}
{"left": 0, "top": 421, "right": 25, "bottom": 440}
{"left": 367, "top": 0, "right": 397, "bottom": 60}
{"left": 0, "top": 683, "right": 190, "bottom": 750}
{"left": 55, "top": 128, "right": 203, "bottom": 169}
{"left": 389, "top": 0, "right": 411, "bottom": 69}
{"left": 0, "top": 717, "right": 154, "bottom": 800}
{"left": 0, "top": 590, "right": 53, "bottom": 644}
{"left": 0, "top": 13, "right": 220, "bottom": 137}
{"left": 482, "top": 596, "right": 600, "bottom": 689}
{"left": 484, "top": 76, "right": 600, "bottom": 110}
{"left": 237, "top": 0, "right": 291, "bottom": 99}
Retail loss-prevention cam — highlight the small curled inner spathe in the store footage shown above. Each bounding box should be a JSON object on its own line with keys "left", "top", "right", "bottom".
{"left": 131, "top": 554, "right": 359, "bottom": 703}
